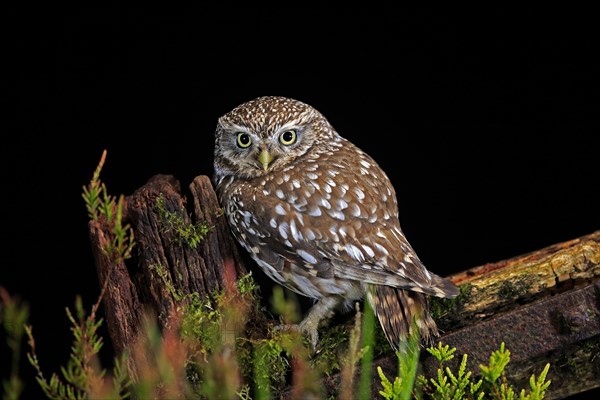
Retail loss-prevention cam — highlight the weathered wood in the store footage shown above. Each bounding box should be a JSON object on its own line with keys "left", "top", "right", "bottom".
{"left": 436, "top": 231, "right": 600, "bottom": 332}
{"left": 188, "top": 175, "right": 250, "bottom": 290}
{"left": 88, "top": 217, "right": 146, "bottom": 380}
{"left": 364, "top": 231, "right": 600, "bottom": 400}
{"left": 88, "top": 174, "right": 247, "bottom": 379}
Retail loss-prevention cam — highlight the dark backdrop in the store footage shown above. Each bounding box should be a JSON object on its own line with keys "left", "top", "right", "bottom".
{"left": 2, "top": 4, "right": 599, "bottom": 399}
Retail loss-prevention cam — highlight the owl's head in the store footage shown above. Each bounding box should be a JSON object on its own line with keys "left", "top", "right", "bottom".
{"left": 213, "top": 96, "right": 338, "bottom": 181}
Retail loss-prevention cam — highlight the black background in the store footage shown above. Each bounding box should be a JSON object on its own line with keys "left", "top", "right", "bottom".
{"left": 2, "top": 4, "right": 599, "bottom": 399}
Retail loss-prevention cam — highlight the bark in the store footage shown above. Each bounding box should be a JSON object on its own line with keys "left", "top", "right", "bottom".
{"left": 89, "top": 173, "right": 600, "bottom": 399}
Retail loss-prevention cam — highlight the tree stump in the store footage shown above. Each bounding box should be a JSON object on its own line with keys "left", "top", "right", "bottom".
{"left": 88, "top": 174, "right": 248, "bottom": 380}
{"left": 88, "top": 173, "right": 600, "bottom": 399}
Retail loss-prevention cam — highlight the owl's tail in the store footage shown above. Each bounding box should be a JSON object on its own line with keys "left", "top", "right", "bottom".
{"left": 368, "top": 285, "right": 439, "bottom": 351}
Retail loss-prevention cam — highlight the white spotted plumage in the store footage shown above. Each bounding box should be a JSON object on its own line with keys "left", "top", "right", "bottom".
{"left": 213, "top": 96, "right": 459, "bottom": 351}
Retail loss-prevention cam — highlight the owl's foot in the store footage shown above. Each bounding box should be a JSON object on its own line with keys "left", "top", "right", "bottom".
{"left": 275, "top": 296, "right": 340, "bottom": 352}
{"left": 299, "top": 318, "right": 320, "bottom": 351}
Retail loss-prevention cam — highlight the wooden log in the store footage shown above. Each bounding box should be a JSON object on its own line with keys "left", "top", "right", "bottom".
{"left": 359, "top": 230, "right": 600, "bottom": 400}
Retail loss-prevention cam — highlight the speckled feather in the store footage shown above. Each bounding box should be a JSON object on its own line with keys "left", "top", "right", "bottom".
{"left": 213, "top": 96, "right": 458, "bottom": 350}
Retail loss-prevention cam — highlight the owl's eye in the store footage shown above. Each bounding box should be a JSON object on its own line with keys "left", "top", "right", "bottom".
{"left": 236, "top": 132, "right": 252, "bottom": 148}
{"left": 279, "top": 130, "right": 297, "bottom": 146}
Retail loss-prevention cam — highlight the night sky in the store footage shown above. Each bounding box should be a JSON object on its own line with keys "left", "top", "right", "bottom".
{"left": 2, "top": 4, "right": 599, "bottom": 399}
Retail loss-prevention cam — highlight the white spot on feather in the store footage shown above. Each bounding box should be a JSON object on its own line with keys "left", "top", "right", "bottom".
{"left": 361, "top": 245, "right": 375, "bottom": 258}
{"left": 275, "top": 204, "right": 286, "bottom": 215}
{"left": 345, "top": 244, "right": 365, "bottom": 262}
{"left": 297, "top": 249, "right": 318, "bottom": 264}
{"left": 319, "top": 198, "right": 331, "bottom": 209}
{"left": 353, "top": 188, "right": 365, "bottom": 200}
{"left": 278, "top": 223, "right": 289, "bottom": 239}
{"left": 308, "top": 206, "right": 322, "bottom": 216}
{"left": 374, "top": 243, "right": 389, "bottom": 256}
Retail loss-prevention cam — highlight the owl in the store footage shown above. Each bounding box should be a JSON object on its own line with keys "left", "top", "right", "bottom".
{"left": 213, "top": 96, "right": 459, "bottom": 351}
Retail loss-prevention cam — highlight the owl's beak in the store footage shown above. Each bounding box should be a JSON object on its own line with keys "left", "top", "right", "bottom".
{"left": 257, "top": 148, "right": 273, "bottom": 171}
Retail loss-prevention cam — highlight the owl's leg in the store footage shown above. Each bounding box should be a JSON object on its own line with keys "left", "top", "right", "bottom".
{"left": 288, "top": 296, "right": 341, "bottom": 351}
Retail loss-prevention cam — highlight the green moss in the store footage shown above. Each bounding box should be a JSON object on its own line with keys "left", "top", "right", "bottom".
{"left": 237, "top": 272, "right": 259, "bottom": 296}
{"left": 155, "top": 193, "right": 211, "bottom": 249}
{"left": 554, "top": 337, "right": 600, "bottom": 381}
{"left": 310, "top": 323, "right": 350, "bottom": 376}
{"left": 180, "top": 291, "right": 223, "bottom": 352}
{"left": 497, "top": 279, "right": 531, "bottom": 300}
{"left": 252, "top": 333, "right": 291, "bottom": 396}
{"left": 148, "top": 263, "right": 184, "bottom": 301}
{"left": 429, "top": 283, "right": 473, "bottom": 323}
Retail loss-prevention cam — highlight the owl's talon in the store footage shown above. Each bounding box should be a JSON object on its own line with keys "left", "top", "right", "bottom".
{"left": 299, "top": 320, "right": 319, "bottom": 352}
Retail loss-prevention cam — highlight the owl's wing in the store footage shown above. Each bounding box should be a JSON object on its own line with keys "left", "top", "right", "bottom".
{"left": 242, "top": 147, "right": 457, "bottom": 298}
{"left": 326, "top": 226, "right": 459, "bottom": 298}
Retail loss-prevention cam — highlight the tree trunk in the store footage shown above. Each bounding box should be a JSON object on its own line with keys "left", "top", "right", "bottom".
{"left": 88, "top": 174, "right": 600, "bottom": 399}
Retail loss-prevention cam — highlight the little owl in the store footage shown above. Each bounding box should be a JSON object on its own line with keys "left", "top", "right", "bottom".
{"left": 213, "top": 96, "right": 459, "bottom": 351}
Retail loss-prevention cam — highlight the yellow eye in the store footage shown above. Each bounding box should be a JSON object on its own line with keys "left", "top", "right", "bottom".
{"left": 236, "top": 132, "right": 252, "bottom": 148}
{"left": 279, "top": 130, "right": 297, "bottom": 145}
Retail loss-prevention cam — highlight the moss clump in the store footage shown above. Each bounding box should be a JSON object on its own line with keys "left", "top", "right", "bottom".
{"left": 429, "top": 283, "right": 473, "bottom": 327}
{"left": 311, "top": 323, "right": 350, "bottom": 376}
{"left": 155, "top": 193, "right": 211, "bottom": 249}
{"left": 497, "top": 279, "right": 531, "bottom": 301}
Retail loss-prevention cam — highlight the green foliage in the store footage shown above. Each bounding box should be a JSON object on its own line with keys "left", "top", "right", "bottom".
{"left": 12, "top": 154, "right": 555, "bottom": 400}
{"left": 479, "top": 342, "right": 510, "bottom": 384}
{"left": 419, "top": 341, "right": 551, "bottom": 400}
{"left": 335, "top": 302, "right": 368, "bottom": 399}
{"left": 26, "top": 296, "right": 131, "bottom": 399}
{"left": 236, "top": 272, "right": 259, "bottom": 296}
{"left": 378, "top": 367, "right": 404, "bottom": 400}
{"left": 396, "top": 329, "right": 421, "bottom": 400}
{"left": 104, "top": 193, "right": 135, "bottom": 263}
{"left": 179, "top": 290, "right": 224, "bottom": 353}
{"left": 0, "top": 289, "right": 29, "bottom": 400}
{"left": 429, "top": 284, "right": 472, "bottom": 322}
{"left": 252, "top": 336, "right": 287, "bottom": 399}
{"left": 155, "top": 193, "right": 211, "bottom": 249}
{"left": 148, "top": 263, "right": 186, "bottom": 301}
{"left": 520, "top": 364, "right": 551, "bottom": 400}
{"left": 358, "top": 302, "right": 376, "bottom": 399}
{"left": 17, "top": 283, "right": 554, "bottom": 400}
{"left": 377, "top": 324, "right": 421, "bottom": 400}
{"left": 81, "top": 150, "right": 134, "bottom": 263}
{"left": 81, "top": 150, "right": 106, "bottom": 221}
